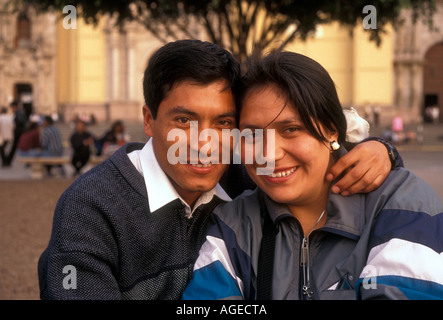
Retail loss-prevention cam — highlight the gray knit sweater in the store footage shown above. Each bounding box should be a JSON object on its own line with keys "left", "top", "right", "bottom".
{"left": 38, "top": 143, "right": 228, "bottom": 299}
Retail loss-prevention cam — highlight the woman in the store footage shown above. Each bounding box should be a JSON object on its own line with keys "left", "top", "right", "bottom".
{"left": 99, "top": 120, "right": 130, "bottom": 157}
{"left": 17, "top": 121, "right": 41, "bottom": 157}
{"left": 182, "top": 51, "right": 443, "bottom": 300}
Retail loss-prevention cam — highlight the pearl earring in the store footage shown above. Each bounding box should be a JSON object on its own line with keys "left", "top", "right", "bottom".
{"left": 330, "top": 140, "right": 340, "bottom": 151}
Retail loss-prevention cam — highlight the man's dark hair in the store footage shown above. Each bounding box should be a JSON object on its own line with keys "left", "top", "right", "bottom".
{"left": 238, "top": 50, "right": 347, "bottom": 145}
{"left": 44, "top": 115, "right": 53, "bottom": 125}
{"left": 143, "top": 40, "right": 241, "bottom": 119}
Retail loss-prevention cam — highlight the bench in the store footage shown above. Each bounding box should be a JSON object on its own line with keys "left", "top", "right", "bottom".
{"left": 18, "top": 155, "right": 107, "bottom": 179}
{"left": 88, "top": 155, "right": 107, "bottom": 166}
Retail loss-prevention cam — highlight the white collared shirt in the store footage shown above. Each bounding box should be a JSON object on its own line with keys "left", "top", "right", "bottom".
{"left": 127, "top": 139, "right": 231, "bottom": 218}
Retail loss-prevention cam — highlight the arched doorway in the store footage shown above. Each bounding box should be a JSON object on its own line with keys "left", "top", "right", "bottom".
{"left": 423, "top": 42, "right": 443, "bottom": 123}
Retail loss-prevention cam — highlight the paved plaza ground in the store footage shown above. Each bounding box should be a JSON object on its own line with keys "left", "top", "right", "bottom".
{"left": 0, "top": 122, "right": 442, "bottom": 300}
{"left": 0, "top": 178, "right": 74, "bottom": 300}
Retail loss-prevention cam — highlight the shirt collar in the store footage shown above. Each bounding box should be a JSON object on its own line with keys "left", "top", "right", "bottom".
{"left": 129, "top": 139, "right": 231, "bottom": 217}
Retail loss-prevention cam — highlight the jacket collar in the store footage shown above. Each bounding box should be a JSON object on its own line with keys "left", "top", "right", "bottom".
{"left": 260, "top": 189, "right": 365, "bottom": 240}
{"left": 324, "top": 193, "right": 365, "bottom": 240}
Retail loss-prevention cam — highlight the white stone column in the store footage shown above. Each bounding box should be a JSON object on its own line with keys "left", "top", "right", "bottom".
{"left": 411, "top": 61, "right": 424, "bottom": 122}
{"left": 125, "top": 30, "right": 136, "bottom": 102}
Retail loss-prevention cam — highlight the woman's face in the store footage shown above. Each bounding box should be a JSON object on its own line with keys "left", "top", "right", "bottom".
{"left": 239, "top": 85, "right": 337, "bottom": 208}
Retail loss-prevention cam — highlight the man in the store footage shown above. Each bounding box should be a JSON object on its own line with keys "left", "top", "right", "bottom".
{"left": 40, "top": 116, "right": 64, "bottom": 157}
{"left": 70, "top": 120, "right": 93, "bottom": 177}
{"left": 40, "top": 115, "right": 65, "bottom": 176}
{"left": 0, "top": 107, "right": 14, "bottom": 166}
{"left": 5, "top": 101, "right": 27, "bottom": 166}
{"left": 38, "top": 40, "right": 399, "bottom": 299}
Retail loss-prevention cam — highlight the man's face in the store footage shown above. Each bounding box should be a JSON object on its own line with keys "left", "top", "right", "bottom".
{"left": 76, "top": 121, "right": 85, "bottom": 133}
{"left": 143, "top": 79, "right": 236, "bottom": 206}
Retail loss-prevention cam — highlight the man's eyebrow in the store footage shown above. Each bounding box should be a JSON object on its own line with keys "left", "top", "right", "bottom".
{"left": 167, "top": 106, "right": 237, "bottom": 119}
{"left": 166, "top": 106, "right": 198, "bottom": 117}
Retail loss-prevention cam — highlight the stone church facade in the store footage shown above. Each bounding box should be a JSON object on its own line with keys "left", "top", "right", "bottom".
{"left": 393, "top": 0, "right": 443, "bottom": 123}
{"left": 0, "top": 3, "right": 57, "bottom": 117}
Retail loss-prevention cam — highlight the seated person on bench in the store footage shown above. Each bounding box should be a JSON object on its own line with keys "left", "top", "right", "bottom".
{"left": 20, "top": 116, "right": 65, "bottom": 176}
{"left": 17, "top": 121, "right": 41, "bottom": 157}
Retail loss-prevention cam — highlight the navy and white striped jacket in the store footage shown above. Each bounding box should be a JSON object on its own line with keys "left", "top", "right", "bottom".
{"left": 182, "top": 168, "right": 443, "bottom": 300}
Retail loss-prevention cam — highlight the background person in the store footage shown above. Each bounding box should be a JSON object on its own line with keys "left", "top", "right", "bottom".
{"left": 40, "top": 115, "right": 63, "bottom": 157}
{"left": 70, "top": 120, "right": 94, "bottom": 177}
{"left": 6, "top": 101, "right": 27, "bottom": 166}
{"left": 98, "top": 120, "right": 130, "bottom": 157}
{"left": 0, "top": 107, "right": 14, "bottom": 166}
{"left": 17, "top": 121, "right": 41, "bottom": 157}
{"left": 40, "top": 115, "right": 65, "bottom": 176}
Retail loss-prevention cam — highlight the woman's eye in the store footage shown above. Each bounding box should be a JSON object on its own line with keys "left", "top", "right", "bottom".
{"left": 284, "top": 126, "right": 299, "bottom": 134}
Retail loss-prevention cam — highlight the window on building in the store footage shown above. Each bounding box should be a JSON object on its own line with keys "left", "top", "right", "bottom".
{"left": 15, "top": 12, "right": 31, "bottom": 49}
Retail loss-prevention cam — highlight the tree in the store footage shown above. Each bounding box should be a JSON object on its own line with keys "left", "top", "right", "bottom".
{"left": 13, "top": 0, "right": 437, "bottom": 61}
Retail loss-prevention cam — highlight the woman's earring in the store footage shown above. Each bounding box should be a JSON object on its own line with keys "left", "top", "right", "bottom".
{"left": 330, "top": 140, "right": 340, "bottom": 152}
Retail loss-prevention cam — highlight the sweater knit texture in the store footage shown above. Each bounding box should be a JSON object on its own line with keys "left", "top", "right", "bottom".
{"left": 38, "top": 143, "right": 251, "bottom": 299}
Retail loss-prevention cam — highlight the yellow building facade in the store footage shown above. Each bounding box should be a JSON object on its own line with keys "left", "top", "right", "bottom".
{"left": 56, "top": 16, "right": 162, "bottom": 123}
{"left": 57, "top": 19, "right": 105, "bottom": 103}
{"left": 57, "top": 18, "right": 107, "bottom": 120}
{"left": 287, "top": 23, "right": 394, "bottom": 110}
{"left": 55, "top": 18, "right": 394, "bottom": 124}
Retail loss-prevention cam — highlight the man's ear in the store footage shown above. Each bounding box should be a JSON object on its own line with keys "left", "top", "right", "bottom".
{"left": 142, "top": 105, "right": 154, "bottom": 137}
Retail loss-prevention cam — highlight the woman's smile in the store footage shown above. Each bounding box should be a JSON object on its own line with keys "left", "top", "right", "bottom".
{"left": 263, "top": 166, "right": 298, "bottom": 182}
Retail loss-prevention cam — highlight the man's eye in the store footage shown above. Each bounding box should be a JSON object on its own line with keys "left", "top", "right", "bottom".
{"left": 176, "top": 117, "right": 190, "bottom": 124}
{"left": 218, "top": 120, "right": 232, "bottom": 126}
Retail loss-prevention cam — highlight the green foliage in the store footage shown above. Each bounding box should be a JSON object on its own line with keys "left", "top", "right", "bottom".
{"left": 15, "top": 0, "right": 436, "bottom": 60}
